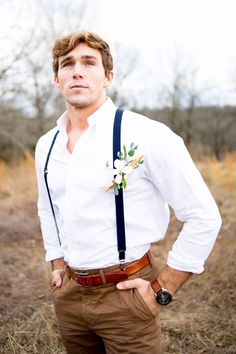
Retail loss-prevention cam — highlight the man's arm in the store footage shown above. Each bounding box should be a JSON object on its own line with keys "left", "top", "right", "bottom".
{"left": 117, "top": 123, "right": 221, "bottom": 312}
{"left": 145, "top": 125, "right": 222, "bottom": 274}
{"left": 117, "top": 265, "right": 191, "bottom": 315}
{"left": 35, "top": 136, "right": 65, "bottom": 287}
{"left": 156, "top": 265, "right": 192, "bottom": 295}
{"left": 52, "top": 258, "right": 66, "bottom": 270}
{"left": 35, "top": 137, "right": 65, "bottom": 271}
{"left": 51, "top": 258, "right": 66, "bottom": 287}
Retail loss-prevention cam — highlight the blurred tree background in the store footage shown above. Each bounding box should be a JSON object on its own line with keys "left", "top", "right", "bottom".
{"left": 0, "top": 0, "right": 236, "bottom": 161}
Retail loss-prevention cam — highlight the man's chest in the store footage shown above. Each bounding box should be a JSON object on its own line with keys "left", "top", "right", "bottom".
{"left": 49, "top": 135, "right": 114, "bottom": 196}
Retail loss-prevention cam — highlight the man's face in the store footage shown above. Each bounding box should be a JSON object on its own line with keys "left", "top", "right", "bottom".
{"left": 54, "top": 43, "right": 112, "bottom": 109}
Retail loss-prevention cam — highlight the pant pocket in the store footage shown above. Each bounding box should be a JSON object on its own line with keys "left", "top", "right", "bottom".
{"left": 132, "top": 288, "right": 157, "bottom": 319}
{"left": 51, "top": 271, "right": 69, "bottom": 299}
{"left": 118, "top": 287, "right": 156, "bottom": 321}
{"left": 125, "top": 264, "right": 158, "bottom": 320}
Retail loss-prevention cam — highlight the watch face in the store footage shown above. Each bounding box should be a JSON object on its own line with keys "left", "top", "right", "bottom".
{"left": 156, "top": 290, "right": 172, "bottom": 305}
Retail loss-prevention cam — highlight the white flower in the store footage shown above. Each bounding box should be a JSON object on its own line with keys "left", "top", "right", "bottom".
{"left": 114, "top": 159, "right": 126, "bottom": 171}
{"left": 114, "top": 174, "right": 122, "bottom": 184}
{"left": 113, "top": 160, "right": 133, "bottom": 185}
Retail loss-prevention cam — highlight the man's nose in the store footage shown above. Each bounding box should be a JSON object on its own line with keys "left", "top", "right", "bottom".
{"left": 72, "top": 63, "right": 83, "bottom": 78}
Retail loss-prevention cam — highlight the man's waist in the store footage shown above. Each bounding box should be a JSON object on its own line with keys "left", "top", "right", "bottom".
{"left": 66, "top": 252, "right": 151, "bottom": 287}
{"left": 65, "top": 244, "right": 150, "bottom": 270}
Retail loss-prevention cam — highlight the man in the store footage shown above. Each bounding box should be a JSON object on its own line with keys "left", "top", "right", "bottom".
{"left": 35, "top": 31, "right": 222, "bottom": 354}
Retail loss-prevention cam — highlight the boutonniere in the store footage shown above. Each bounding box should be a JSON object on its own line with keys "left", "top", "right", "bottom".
{"left": 105, "top": 143, "right": 144, "bottom": 195}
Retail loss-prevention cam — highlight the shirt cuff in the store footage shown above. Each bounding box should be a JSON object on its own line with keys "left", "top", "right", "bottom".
{"left": 45, "top": 248, "right": 64, "bottom": 262}
{"left": 167, "top": 252, "right": 204, "bottom": 274}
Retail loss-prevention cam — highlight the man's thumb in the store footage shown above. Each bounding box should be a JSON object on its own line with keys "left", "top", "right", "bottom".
{"left": 52, "top": 268, "right": 64, "bottom": 287}
{"left": 116, "top": 278, "right": 142, "bottom": 290}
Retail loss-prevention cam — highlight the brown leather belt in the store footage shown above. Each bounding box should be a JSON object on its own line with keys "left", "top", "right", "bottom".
{"left": 66, "top": 252, "right": 150, "bottom": 287}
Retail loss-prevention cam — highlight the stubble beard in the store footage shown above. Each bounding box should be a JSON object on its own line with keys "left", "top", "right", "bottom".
{"left": 65, "top": 95, "right": 91, "bottom": 109}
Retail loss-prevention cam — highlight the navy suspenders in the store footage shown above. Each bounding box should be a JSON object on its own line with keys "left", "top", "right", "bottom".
{"left": 43, "top": 130, "right": 60, "bottom": 246}
{"left": 43, "top": 109, "right": 126, "bottom": 266}
{"left": 113, "top": 109, "right": 126, "bottom": 267}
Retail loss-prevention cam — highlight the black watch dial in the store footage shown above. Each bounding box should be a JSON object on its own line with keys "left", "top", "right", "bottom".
{"left": 156, "top": 290, "right": 172, "bottom": 305}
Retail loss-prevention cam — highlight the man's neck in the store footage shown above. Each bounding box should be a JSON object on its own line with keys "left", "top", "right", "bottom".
{"left": 66, "top": 108, "right": 89, "bottom": 132}
{"left": 66, "top": 97, "right": 107, "bottom": 131}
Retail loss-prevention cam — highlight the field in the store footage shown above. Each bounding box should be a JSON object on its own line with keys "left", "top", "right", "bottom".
{"left": 0, "top": 154, "right": 235, "bottom": 354}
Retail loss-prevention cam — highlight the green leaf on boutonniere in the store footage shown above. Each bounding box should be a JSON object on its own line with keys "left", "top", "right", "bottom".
{"left": 128, "top": 149, "right": 134, "bottom": 157}
{"left": 123, "top": 145, "right": 127, "bottom": 161}
{"left": 105, "top": 143, "right": 144, "bottom": 195}
{"left": 128, "top": 143, "right": 138, "bottom": 157}
{"left": 117, "top": 151, "right": 123, "bottom": 159}
{"left": 114, "top": 186, "right": 119, "bottom": 195}
{"left": 122, "top": 176, "right": 127, "bottom": 189}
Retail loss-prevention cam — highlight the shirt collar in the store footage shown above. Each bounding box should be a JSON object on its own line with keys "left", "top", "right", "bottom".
{"left": 87, "top": 97, "right": 117, "bottom": 127}
{"left": 56, "top": 111, "right": 68, "bottom": 132}
{"left": 56, "top": 97, "right": 117, "bottom": 133}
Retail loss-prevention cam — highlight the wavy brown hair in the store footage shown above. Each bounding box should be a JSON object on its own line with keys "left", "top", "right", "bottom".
{"left": 52, "top": 31, "right": 113, "bottom": 78}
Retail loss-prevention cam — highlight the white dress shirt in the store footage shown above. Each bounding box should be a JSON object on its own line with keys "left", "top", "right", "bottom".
{"left": 35, "top": 98, "right": 221, "bottom": 273}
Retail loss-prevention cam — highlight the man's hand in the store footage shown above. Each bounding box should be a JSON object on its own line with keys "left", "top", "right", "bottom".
{"left": 51, "top": 258, "right": 66, "bottom": 288}
{"left": 52, "top": 268, "right": 64, "bottom": 288}
{"left": 117, "top": 278, "right": 160, "bottom": 316}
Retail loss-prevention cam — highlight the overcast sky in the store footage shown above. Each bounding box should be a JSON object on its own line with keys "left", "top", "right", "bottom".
{"left": 1, "top": 0, "right": 236, "bottom": 107}
{"left": 98, "top": 0, "right": 236, "bottom": 100}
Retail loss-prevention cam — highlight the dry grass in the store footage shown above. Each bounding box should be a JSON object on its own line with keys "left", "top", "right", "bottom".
{"left": 0, "top": 154, "right": 236, "bottom": 354}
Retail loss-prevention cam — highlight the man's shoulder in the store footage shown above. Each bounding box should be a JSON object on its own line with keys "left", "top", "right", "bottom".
{"left": 121, "top": 109, "right": 183, "bottom": 153}
{"left": 123, "top": 109, "right": 173, "bottom": 136}
{"left": 35, "top": 126, "right": 59, "bottom": 154}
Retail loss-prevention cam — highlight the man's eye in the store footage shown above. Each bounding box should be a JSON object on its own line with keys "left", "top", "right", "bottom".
{"left": 85, "top": 61, "right": 95, "bottom": 66}
{"left": 62, "top": 62, "right": 73, "bottom": 67}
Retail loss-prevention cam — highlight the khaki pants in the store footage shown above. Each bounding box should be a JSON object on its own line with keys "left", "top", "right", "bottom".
{"left": 52, "top": 262, "right": 162, "bottom": 354}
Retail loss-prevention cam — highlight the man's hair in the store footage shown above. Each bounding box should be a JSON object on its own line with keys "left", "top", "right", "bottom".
{"left": 52, "top": 31, "right": 113, "bottom": 78}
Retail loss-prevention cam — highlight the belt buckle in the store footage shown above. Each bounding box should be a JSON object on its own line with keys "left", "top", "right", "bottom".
{"left": 74, "top": 271, "right": 89, "bottom": 276}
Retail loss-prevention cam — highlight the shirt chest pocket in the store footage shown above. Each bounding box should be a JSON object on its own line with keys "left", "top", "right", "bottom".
{"left": 69, "top": 155, "right": 114, "bottom": 191}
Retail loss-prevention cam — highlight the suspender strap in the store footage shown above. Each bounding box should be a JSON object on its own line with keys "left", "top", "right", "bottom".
{"left": 43, "top": 130, "right": 61, "bottom": 246}
{"left": 43, "top": 108, "right": 127, "bottom": 265}
{"left": 113, "top": 109, "right": 126, "bottom": 268}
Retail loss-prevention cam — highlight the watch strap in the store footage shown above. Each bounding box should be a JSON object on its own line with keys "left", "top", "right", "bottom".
{"left": 150, "top": 278, "right": 162, "bottom": 294}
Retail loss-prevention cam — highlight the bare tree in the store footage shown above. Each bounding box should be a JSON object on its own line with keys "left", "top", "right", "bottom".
{"left": 159, "top": 51, "right": 212, "bottom": 148}
{"left": 108, "top": 43, "right": 140, "bottom": 109}
{"left": 159, "top": 52, "right": 187, "bottom": 134}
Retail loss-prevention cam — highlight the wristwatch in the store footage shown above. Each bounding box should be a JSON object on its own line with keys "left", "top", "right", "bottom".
{"left": 150, "top": 279, "right": 172, "bottom": 305}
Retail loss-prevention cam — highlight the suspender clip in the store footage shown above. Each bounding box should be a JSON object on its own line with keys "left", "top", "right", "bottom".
{"left": 119, "top": 259, "right": 126, "bottom": 270}
{"left": 119, "top": 250, "right": 126, "bottom": 270}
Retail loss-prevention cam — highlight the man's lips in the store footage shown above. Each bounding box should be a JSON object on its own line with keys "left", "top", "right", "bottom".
{"left": 70, "top": 84, "right": 88, "bottom": 89}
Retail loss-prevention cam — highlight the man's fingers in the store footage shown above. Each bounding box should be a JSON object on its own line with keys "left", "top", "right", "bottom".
{"left": 55, "top": 276, "right": 63, "bottom": 287}
{"left": 52, "top": 268, "right": 64, "bottom": 288}
{"left": 116, "top": 278, "right": 144, "bottom": 290}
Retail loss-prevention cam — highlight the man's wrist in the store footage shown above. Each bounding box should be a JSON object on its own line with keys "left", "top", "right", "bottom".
{"left": 157, "top": 265, "right": 192, "bottom": 295}
{"left": 150, "top": 278, "right": 173, "bottom": 305}
{"left": 51, "top": 258, "right": 65, "bottom": 271}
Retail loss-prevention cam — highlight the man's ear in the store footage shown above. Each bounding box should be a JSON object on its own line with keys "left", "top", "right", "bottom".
{"left": 104, "top": 71, "right": 113, "bottom": 87}
{"left": 54, "top": 75, "right": 60, "bottom": 88}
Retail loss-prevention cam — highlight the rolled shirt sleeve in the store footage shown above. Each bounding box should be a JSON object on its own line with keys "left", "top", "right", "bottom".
{"left": 145, "top": 122, "right": 222, "bottom": 273}
{"left": 35, "top": 135, "right": 64, "bottom": 262}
